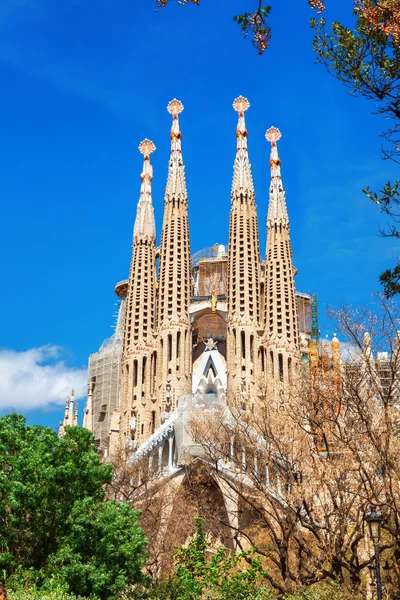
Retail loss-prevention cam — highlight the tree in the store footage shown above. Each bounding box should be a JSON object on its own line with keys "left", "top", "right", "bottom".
{"left": 187, "top": 296, "right": 400, "bottom": 596}
{"left": 0, "top": 415, "right": 147, "bottom": 599}
{"left": 47, "top": 498, "right": 147, "bottom": 599}
{"left": 108, "top": 447, "right": 233, "bottom": 579}
{"left": 157, "top": 0, "right": 399, "bottom": 295}
{"left": 156, "top": 1, "right": 325, "bottom": 55}
{"left": 106, "top": 448, "right": 186, "bottom": 577}
{"left": 311, "top": 2, "right": 400, "bottom": 296}
{"left": 147, "top": 517, "right": 272, "bottom": 600}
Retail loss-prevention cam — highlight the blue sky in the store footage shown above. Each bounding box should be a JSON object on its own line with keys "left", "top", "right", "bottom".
{"left": 0, "top": 0, "right": 397, "bottom": 429}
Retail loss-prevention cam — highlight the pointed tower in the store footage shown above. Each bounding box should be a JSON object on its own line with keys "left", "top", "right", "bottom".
{"left": 156, "top": 99, "right": 192, "bottom": 414}
{"left": 263, "top": 127, "right": 299, "bottom": 389}
{"left": 58, "top": 390, "right": 78, "bottom": 437}
{"left": 83, "top": 381, "right": 93, "bottom": 431}
{"left": 119, "top": 140, "right": 158, "bottom": 449}
{"left": 226, "top": 97, "right": 261, "bottom": 409}
{"left": 330, "top": 333, "right": 342, "bottom": 394}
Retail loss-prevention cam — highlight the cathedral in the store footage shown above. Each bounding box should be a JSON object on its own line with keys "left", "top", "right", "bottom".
{"left": 81, "top": 96, "right": 317, "bottom": 459}
{"left": 53, "top": 97, "right": 400, "bottom": 574}
{"left": 47, "top": 97, "right": 400, "bottom": 585}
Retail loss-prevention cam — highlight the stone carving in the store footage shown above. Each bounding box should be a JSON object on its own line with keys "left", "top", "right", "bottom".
{"left": 130, "top": 415, "right": 137, "bottom": 435}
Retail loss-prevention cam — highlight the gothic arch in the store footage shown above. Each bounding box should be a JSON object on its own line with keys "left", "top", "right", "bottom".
{"left": 163, "top": 462, "right": 237, "bottom": 553}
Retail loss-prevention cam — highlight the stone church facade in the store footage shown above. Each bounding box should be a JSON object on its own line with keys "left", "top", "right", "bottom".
{"left": 83, "top": 97, "right": 316, "bottom": 459}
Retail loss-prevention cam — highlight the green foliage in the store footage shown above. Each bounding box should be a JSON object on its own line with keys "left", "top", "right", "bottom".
{"left": 7, "top": 581, "right": 87, "bottom": 600}
{"left": 48, "top": 498, "right": 147, "bottom": 599}
{"left": 311, "top": 4, "right": 400, "bottom": 295}
{"left": 0, "top": 414, "right": 112, "bottom": 573}
{"left": 311, "top": 14, "right": 400, "bottom": 101}
{"left": 8, "top": 590, "right": 85, "bottom": 600}
{"left": 6, "top": 566, "right": 92, "bottom": 599}
{"left": 284, "top": 580, "right": 364, "bottom": 600}
{"left": 233, "top": 5, "right": 272, "bottom": 55}
{"left": 379, "top": 263, "right": 400, "bottom": 297}
{"left": 147, "top": 517, "right": 272, "bottom": 600}
{"left": 0, "top": 414, "right": 147, "bottom": 599}
{"left": 364, "top": 180, "right": 400, "bottom": 219}
{"left": 364, "top": 180, "right": 400, "bottom": 296}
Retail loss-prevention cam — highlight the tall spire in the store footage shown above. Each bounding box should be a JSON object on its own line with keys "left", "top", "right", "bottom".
{"left": 133, "top": 139, "right": 156, "bottom": 242}
{"left": 231, "top": 96, "right": 254, "bottom": 197}
{"left": 119, "top": 139, "right": 158, "bottom": 451}
{"left": 266, "top": 127, "right": 289, "bottom": 225}
{"left": 165, "top": 99, "right": 187, "bottom": 201}
{"left": 227, "top": 96, "right": 261, "bottom": 411}
{"left": 58, "top": 389, "right": 78, "bottom": 437}
{"left": 156, "top": 98, "right": 192, "bottom": 414}
{"left": 263, "top": 126, "right": 299, "bottom": 387}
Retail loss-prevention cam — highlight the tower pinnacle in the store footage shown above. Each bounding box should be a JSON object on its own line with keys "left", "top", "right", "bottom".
{"left": 157, "top": 98, "right": 192, "bottom": 413}
{"left": 231, "top": 96, "right": 254, "bottom": 196}
{"left": 119, "top": 137, "right": 158, "bottom": 449}
{"left": 265, "top": 127, "right": 288, "bottom": 224}
{"left": 165, "top": 99, "right": 187, "bottom": 201}
{"left": 227, "top": 96, "right": 261, "bottom": 409}
{"left": 263, "top": 125, "right": 299, "bottom": 375}
{"left": 134, "top": 140, "right": 156, "bottom": 242}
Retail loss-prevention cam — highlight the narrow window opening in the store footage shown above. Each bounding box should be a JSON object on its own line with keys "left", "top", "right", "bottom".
{"left": 241, "top": 331, "right": 246, "bottom": 360}
{"left": 278, "top": 353, "right": 284, "bottom": 382}
{"left": 168, "top": 334, "right": 172, "bottom": 362}
{"left": 142, "top": 356, "right": 147, "bottom": 389}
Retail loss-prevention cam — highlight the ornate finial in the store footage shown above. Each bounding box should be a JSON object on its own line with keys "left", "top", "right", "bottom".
{"left": 233, "top": 96, "right": 250, "bottom": 114}
{"left": 332, "top": 333, "right": 340, "bottom": 346}
{"left": 231, "top": 96, "right": 253, "bottom": 196}
{"left": 167, "top": 99, "right": 184, "bottom": 116}
{"left": 266, "top": 126, "right": 282, "bottom": 144}
{"left": 363, "top": 332, "right": 372, "bottom": 347}
{"left": 165, "top": 99, "right": 187, "bottom": 200}
{"left": 139, "top": 139, "right": 156, "bottom": 157}
{"left": 266, "top": 125, "right": 288, "bottom": 224}
{"left": 134, "top": 136, "right": 156, "bottom": 241}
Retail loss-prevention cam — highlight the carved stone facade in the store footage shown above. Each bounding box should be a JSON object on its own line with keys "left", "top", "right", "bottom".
{"left": 85, "top": 97, "right": 309, "bottom": 457}
{"left": 58, "top": 389, "right": 79, "bottom": 437}
{"left": 120, "top": 139, "right": 158, "bottom": 449}
{"left": 262, "top": 127, "right": 299, "bottom": 398}
{"left": 156, "top": 100, "right": 192, "bottom": 426}
{"left": 226, "top": 97, "right": 261, "bottom": 412}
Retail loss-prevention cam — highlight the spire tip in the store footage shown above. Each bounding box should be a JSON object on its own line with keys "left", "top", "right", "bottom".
{"left": 139, "top": 139, "right": 156, "bottom": 157}
{"left": 266, "top": 126, "right": 282, "bottom": 144}
{"left": 167, "top": 99, "right": 184, "bottom": 116}
{"left": 233, "top": 96, "right": 250, "bottom": 114}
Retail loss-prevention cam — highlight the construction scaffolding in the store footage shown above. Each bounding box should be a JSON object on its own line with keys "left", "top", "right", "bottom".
{"left": 87, "top": 282, "right": 127, "bottom": 452}
{"left": 191, "top": 243, "right": 227, "bottom": 267}
{"left": 296, "top": 292, "right": 312, "bottom": 338}
{"left": 309, "top": 293, "right": 320, "bottom": 368}
{"left": 311, "top": 293, "right": 320, "bottom": 343}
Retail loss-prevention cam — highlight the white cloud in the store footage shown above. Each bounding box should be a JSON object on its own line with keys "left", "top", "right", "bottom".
{"left": 340, "top": 341, "right": 361, "bottom": 362}
{"left": 0, "top": 345, "right": 87, "bottom": 411}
